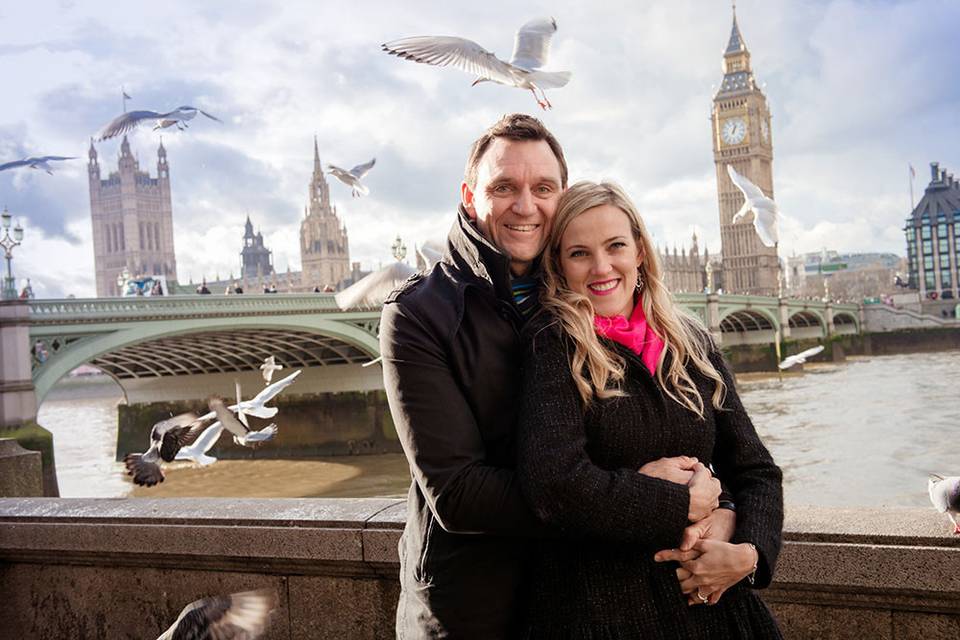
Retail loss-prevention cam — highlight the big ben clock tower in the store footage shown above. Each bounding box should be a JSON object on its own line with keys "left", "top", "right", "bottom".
{"left": 711, "top": 6, "right": 778, "bottom": 295}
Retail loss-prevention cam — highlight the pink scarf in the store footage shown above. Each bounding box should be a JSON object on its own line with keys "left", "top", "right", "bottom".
{"left": 593, "top": 301, "right": 665, "bottom": 374}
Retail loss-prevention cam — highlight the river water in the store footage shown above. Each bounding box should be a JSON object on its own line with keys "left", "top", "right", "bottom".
{"left": 36, "top": 351, "right": 958, "bottom": 507}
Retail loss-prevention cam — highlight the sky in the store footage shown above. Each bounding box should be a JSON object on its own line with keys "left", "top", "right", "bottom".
{"left": 0, "top": 0, "right": 957, "bottom": 298}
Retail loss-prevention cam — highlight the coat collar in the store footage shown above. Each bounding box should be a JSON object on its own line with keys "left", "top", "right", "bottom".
{"left": 444, "top": 205, "right": 518, "bottom": 303}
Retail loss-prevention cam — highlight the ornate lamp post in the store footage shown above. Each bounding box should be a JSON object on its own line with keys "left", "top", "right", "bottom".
{"left": 704, "top": 261, "right": 714, "bottom": 294}
{"left": 391, "top": 235, "right": 407, "bottom": 262}
{"left": 1, "top": 207, "right": 25, "bottom": 300}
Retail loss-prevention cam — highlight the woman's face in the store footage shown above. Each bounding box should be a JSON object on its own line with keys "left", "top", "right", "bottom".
{"left": 558, "top": 203, "right": 644, "bottom": 318}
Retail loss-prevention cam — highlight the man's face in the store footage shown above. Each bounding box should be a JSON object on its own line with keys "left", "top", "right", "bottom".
{"left": 461, "top": 138, "right": 563, "bottom": 277}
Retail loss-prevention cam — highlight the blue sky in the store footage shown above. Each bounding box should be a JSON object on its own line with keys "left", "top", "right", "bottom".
{"left": 0, "top": 0, "right": 957, "bottom": 298}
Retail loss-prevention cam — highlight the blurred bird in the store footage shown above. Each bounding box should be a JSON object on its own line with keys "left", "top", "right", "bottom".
{"left": 382, "top": 17, "right": 571, "bottom": 110}
{"left": 196, "top": 370, "right": 302, "bottom": 423}
{"left": 156, "top": 589, "right": 277, "bottom": 640}
{"left": 327, "top": 158, "right": 376, "bottom": 198}
{"left": 778, "top": 345, "right": 825, "bottom": 370}
{"left": 928, "top": 474, "right": 960, "bottom": 534}
{"left": 0, "top": 156, "right": 77, "bottom": 175}
{"left": 97, "top": 106, "right": 222, "bottom": 141}
{"left": 727, "top": 165, "right": 780, "bottom": 247}
{"left": 259, "top": 355, "right": 283, "bottom": 384}
{"left": 208, "top": 395, "right": 277, "bottom": 447}
{"left": 174, "top": 421, "right": 224, "bottom": 467}
{"left": 124, "top": 412, "right": 205, "bottom": 486}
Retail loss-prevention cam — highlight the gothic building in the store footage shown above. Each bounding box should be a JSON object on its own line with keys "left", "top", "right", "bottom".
{"left": 88, "top": 137, "right": 178, "bottom": 296}
{"left": 240, "top": 215, "right": 273, "bottom": 280}
{"left": 300, "top": 137, "right": 350, "bottom": 289}
{"left": 658, "top": 232, "right": 710, "bottom": 293}
{"left": 711, "top": 8, "right": 779, "bottom": 295}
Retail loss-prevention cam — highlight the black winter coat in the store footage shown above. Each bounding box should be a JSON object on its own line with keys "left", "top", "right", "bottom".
{"left": 517, "top": 316, "right": 784, "bottom": 639}
{"left": 380, "top": 208, "right": 546, "bottom": 639}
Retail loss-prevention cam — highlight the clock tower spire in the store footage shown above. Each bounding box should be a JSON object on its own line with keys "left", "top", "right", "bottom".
{"left": 711, "top": 4, "right": 778, "bottom": 295}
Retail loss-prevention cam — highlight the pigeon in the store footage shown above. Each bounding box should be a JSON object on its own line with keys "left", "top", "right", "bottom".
{"left": 928, "top": 474, "right": 960, "bottom": 534}
{"left": 382, "top": 17, "right": 571, "bottom": 110}
{"left": 97, "top": 106, "right": 222, "bottom": 141}
{"left": 727, "top": 165, "right": 780, "bottom": 247}
{"left": 0, "top": 156, "right": 77, "bottom": 175}
{"left": 259, "top": 355, "right": 283, "bottom": 384}
{"left": 327, "top": 158, "right": 376, "bottom": 198}
{"left": 778, "top": 345, "right": 825, "bottom": 370}
{"left": 156, "top": 589, "right": 277, "bottom": 640}
{"left": 174, "top": 421, "right": 224, "bottom": 467}
{"left": 208, "top": 395, "right": 278, "bottom": 447}
{"left": 124, "top": 412, "right": 206, "bottom": 486}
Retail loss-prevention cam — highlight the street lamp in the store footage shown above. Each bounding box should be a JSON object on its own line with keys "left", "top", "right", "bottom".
{"left": 1, "top": 207, "right": 25, "bottom": 300}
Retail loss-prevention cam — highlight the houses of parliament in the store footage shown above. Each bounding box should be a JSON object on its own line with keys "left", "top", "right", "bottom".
{"left": 88, "top": 8, "right": 779, "bottom": 297}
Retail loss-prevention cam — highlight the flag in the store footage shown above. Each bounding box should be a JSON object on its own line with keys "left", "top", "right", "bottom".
{"left": 909, "top": 163, "right": 915, "bottom": 179}
{"left": 122, "top": 90, "right": 132, "bottom": 100}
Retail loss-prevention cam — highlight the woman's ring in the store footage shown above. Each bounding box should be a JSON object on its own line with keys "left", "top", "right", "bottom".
{"left": 697, "top": 589, "right": 708, "bottom": 604}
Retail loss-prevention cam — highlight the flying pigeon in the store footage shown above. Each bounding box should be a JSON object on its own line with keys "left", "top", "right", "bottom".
{"left": 928, "top": 474, "right": 960, "bottom": 534}
{"left": 0, "top": 156, "right": 77, "bottom": 175}
{"left": 156, "top": 589, "right": 277, "bottom": 640}
{"left": 97, "top": 106, "right": 222, "bottom": 141}
{"left": 124, "top": 412, "right": 206, "bottom": 486}
{"left": 382, "top": 17, "right": 571, "bottom": 110}
{"left": 778, "top": 345, "right": 825, "bottom": 370}
{"left": 208, "top": 395, "right": 277, "bottom": 447}
{"left": 727, "top": 164, "right": 780, "bottom": 247}
{"left": 174, "top": 421, "right": 224, "bottom": 467}
{"left": 327, "top": 158, "right": 376, "bottom": 198}
{"left": 259, "top": 355, "right": 283, "bottom": 384}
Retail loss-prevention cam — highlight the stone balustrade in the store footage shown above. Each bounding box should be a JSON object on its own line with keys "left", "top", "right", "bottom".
{"left": 1, "top": 499, "right": 957, "bottom": 639}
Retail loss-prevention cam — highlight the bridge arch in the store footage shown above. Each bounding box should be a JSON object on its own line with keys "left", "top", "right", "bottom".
{"left": 718, "top": 308, "right": 778, "bottom": 346}
{"left": 32, "top": 316, "right": 380, "bottom": 405}
{"left": 832, "top": 311, "right": 859, "bottom": 335}
{"left": 788, "top": 310, "right": 826, "bottom": 340}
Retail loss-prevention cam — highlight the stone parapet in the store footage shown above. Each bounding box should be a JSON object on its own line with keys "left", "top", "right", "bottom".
{"left": 0, "top": 500, "right": 957, "bottom": 639}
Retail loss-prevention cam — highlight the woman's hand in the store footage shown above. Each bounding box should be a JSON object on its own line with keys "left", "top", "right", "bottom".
{"left": 638, "top": 456, "right": 698, "bottom": 485}
{"left": 673, "top": 539, "right": 758, "bottom": 606}
{"left": 686, "top": 463, "right": 721, "bottom": 522}
{"left": 654, "top": 507, "right": 737, "bottom": 565}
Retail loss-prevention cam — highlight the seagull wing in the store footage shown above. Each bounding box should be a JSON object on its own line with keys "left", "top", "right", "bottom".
{"left": 175, "top": 421, "right": 224, "bottom": 465}
{"left": 726, "top": 164, "right": 767, "bottom": 202}
{"left": 208, "top": 396, "right": 249, "bottom": 438}
{"left": 778, "top": 355, "right": 801, "bottom": 370}
{"left": 753, "top": 207, "right": 779, "bottom": 247}
{"left": 35, "top": 155, "right": 77, "bottom": 162}
{"left": 730, "top": 201, "right": 752, "bottom": 225}
{"left": 510, "top": 17, "right": 558, "bottom": 70}
{"left": 349, "top": 158, "right": 376, "bottom": 179}
{"left": 929, "top": 477, "right": 951, "bottom": 513}
{"left": 797, "top": 345, "right": 825, "bottom": 360}
{"left": 249, "top": 370, "right": 302, "bottom": 406}
{"left": 382, "top": 36, "right": 519, "bottom": 86}
{"left": 161, "top": 589, "right": 276, "bottom": 640}
{"left": 235, "top": 380, "right": 250, "bottom": 429}
{"left": 97, "top": 110, "right": 165, "bottom": 141}
{"left": 0, "top": 159, "right": 32, "bottom": 172}
{"left": 198, "top": 109, "right": 223, "bottom": 123}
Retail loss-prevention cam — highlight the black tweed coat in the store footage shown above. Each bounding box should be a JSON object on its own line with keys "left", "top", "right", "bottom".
{"left": 516, "top": 316, "right": 784, "bottom": 639}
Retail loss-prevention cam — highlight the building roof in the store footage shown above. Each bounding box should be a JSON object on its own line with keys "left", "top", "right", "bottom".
{"left": 335, "top": 260, "right": 417, "bottom": 310}
{"left": 725, "top": 12, "right": 747, "bottom": 55}
{"left": 905, "top": 162, "right": 960, "bottom": 226}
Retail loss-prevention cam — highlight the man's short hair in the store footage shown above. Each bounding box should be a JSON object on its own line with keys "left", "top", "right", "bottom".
{"left": 464, "top": 113, "right": 568, "bottom": 190}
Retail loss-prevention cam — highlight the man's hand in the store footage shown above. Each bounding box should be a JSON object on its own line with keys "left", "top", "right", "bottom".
{"left": 638, "top": 456, "right": 698, "bottom": 485}
{"left": 686, "top": 463, "right": 721, "bottom": 522}
{"left": 653, "top": 507, "right": 736, "bottom": 565}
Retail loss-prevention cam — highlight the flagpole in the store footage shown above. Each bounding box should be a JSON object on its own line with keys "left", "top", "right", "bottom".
{"left": 121, "top": 86, "right": 129, "bottom": 113}
{"left": 909, "top": 164, "right": 915, "bottom": 211}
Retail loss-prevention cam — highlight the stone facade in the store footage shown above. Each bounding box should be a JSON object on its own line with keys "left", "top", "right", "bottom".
{"left": 88, "top": 137, "right": 178, "bottom": 297}
{"left": 300, "top": 138, "right": 350, "bottom": 290}
{"left": 658, "top": 232, "right": 709, "bottom": 293}
{"left": 240, "top": 215, "right": 274, "bottom": 280}
{"left": 711, "top": 9, "right": 779, "bottom": 295}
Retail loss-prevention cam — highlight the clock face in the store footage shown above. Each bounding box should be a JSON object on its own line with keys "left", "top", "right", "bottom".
{"left": 760, "top": 119, "right": 770, "bottom": 143}
{"left": 721, "top": 117, "right": 747, "bottom": 145}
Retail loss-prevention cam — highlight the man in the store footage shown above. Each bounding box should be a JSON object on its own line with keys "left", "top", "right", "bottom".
{"left": 381, "top": 114, "right": 732, "bottom": 638}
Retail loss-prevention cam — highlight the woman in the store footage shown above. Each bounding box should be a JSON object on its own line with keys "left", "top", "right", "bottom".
{"left": 517, "top": 181, "right": 783, "bottom": 638}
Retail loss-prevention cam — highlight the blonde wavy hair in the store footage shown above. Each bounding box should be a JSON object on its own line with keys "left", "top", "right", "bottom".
{"left": 541, "top": 181, "right": 727, "bottom": 417}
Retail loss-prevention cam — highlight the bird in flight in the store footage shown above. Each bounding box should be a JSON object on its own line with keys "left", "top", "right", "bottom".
{"left": 124, "top": 412, "right": 206, "bottom": 486}
{"left": 778, "top": 345, "right": 825, "bottom": 370}
{"left": 327, "top": 158, "right": 376, "bottom": 198}
{"left": 97, "top": 106, "right": 223, "bottom": 141}
{"left": 208, "top": 388, "right": 278, "bottom": 448}
{"left": 382, "top": 17, "right": 571, "bottom": 110}
{"left": 727, "top": 165, "right": 780, "bottom": 248}
{"left": 259, "top": 355, "right": 283, "bottom": 384}
{"left": 174, "top": 421, "right": 224, "bottom": 467}
{"left": 0, "top": 156, "right": 77, "bottom": 175}
{"left": 155, "top": 589, "right": 277, "bottom": 640}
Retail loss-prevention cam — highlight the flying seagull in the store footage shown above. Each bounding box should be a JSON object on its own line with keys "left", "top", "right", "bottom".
{"left": 156, "top": 589, "right": 277, "bottom": 640}
{"left": 260, "top": 355, "right": 283, "bottom": 384}
{"left": 727, "top": 164, "right": 780, "bottom": 247}
{"left": 382, "top": 17, "right": 571, "bottom": 110}
{"left": 208, "top": 395, "right": 278, "bottom": 447}
{"left": 97, "top": 106, "right": 222, "bottom": 141}
{"left": 778, "top": 345, "right": 825, "bottom": 370}
{"left": 124, "top": 412, "right": 206, "bottom": 486}
{"left": 0, "top": 156, "right": 77, "bottom": 175}
{"left": 174, "top": 421, "right": 224, "bottom": 467}
{"left": 928, "top": 474, "right": 960, "bottom": 534}
{"left": 196, "top": 370, "right": 302, "bottom": 423}
{"left": 327, "top": 158, "right": 376, "bottom": 198}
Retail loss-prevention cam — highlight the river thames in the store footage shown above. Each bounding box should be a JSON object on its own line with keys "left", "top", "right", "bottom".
{"left": 37, "top": 350, "right": 958, "bottom": 507}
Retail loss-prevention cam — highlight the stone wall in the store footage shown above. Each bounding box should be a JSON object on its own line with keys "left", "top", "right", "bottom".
{"left": 1, "top": 499, "right": 957, "bottom": 639}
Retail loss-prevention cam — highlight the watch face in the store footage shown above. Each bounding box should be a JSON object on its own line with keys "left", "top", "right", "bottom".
{"left": 721, "top": 117, "right": 747, "bottom": 145}
{"left": 760, "top": 120, "right": 769, "bottom": 143}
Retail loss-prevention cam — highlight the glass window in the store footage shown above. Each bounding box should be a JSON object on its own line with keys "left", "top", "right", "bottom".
{"left": 925, "top": 273, "right": 936, "bottom": 289}
{"left": 942, "top": 271, "right": 953, "bottom": 288}
{"left": 923, "top": 240, "right": 933, "bottom": 254}
{"left": 924, "top": 256, "right": 933, "bottom": 270}
{"left": 938, "top": 224, "right": 948, "bottom": 238}
{"left": 941, "top": 254, "right": 951, "bottom": 268}
{"left": 940, "top": 239, "right": 950, "bottom": 253}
